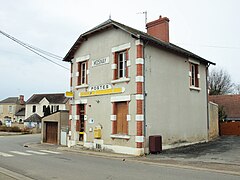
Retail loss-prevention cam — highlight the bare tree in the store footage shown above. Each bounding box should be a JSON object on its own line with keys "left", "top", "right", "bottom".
{"left": 208, "top": 68, "right": 235, "bottom": 95}
{"left": 234, "top": 84, "right": 240, "bottom": 94}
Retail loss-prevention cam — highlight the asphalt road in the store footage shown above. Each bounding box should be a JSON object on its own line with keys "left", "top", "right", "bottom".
{"left": 0, "top": 134, "right": 239, "bottom": 180}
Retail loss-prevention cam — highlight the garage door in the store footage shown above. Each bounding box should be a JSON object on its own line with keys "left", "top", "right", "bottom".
{"left": 220, "top": 122, "right": 240, "bottom": 136}
{"left": 46, "top": 122, "right": 58, "bottom": 144}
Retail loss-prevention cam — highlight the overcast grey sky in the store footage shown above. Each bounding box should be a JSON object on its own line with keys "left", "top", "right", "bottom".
{"left": 0, "top": 0, "right": 239, "bottom": 101}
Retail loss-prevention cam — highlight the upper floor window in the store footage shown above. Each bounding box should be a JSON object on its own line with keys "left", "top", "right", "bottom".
{"left": 43, "top": 105, "right": 46, "bottom": 112}
{"left": 32, "top": 105, "right": 36, "bottom": 113}
{"left": 118, "top": 51, "right": 127, "bottom": 78}
{"left": 8, "top": 106, "right": 12, "bottom": 113}
{"left": 113, "top": 50, "right": 129, "bottom": 80}
{"left": 189, "top": 62, "right": 199, "bottom": 88}
{"left": 78, "top": 61, "right": 88, "bottom": 85}
{"left": 56, "top": 105, "right": 59, "bottom": 111}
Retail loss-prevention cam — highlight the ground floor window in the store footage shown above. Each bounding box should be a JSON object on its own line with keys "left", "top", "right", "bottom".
{"left": 116, "top": 101, "right": 128, "bottom": 134}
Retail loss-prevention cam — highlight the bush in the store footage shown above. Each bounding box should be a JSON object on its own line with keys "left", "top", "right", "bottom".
{"left": 0, "top": 126, "right": 21, "bottom": 132}
{"left": 21, "top": 127, "right": 32, "bottom": 134}
{"left": 10, "top": 126, "right": 21, "bottom": 132}
{"left": 0, "top": 125, "right": 7, "bottom": 132}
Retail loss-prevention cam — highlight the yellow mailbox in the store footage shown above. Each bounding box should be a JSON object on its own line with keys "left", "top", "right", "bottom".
{"left": 94, "top": 127, "right": 101, "bottom": 139}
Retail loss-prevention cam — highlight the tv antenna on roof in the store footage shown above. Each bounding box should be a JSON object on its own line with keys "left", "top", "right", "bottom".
{"left": 137, "top": 11, "right": 148, "bottom": 27}
{"left": 109, "top": 12, "right": 111, "bottom": 20}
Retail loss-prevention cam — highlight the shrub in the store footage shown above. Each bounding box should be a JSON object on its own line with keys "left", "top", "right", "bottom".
{"left": 0, "top": 126, "right": 8, "bottom": 132}
{"left": 0, "top": 126, "right": 21, "bottom": 132}
{"left": 10, "top": 126, "right": 21, "bottom": 132}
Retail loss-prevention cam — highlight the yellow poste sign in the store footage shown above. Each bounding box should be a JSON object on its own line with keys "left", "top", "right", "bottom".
{"left": 80, "top": 87, "right": 124, "bottom": 97}
{"left": 65, "top": 91, "right": 73, "bottom": 97}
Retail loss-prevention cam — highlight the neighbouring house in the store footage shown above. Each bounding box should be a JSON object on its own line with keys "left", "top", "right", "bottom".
{"left": 63, "top": 16, "right": 215, "bottom": 155}
{"left": 25, "top": 93, "right": 70, "bottom": 121}
{"left": 24, "top": 113, "right": 42, "bottom": 129}
{"left": 15, "top": 108, "right": 25, "bottom": 123}
{"left": 0, "top": 95, "right": 25, "bottom": 125}
{"left": 209, "top": 95, "right": 240, "bottom": 135}
{"left": 41, "top": 110, "right": 69, "bottom": 145}
{"left": 209, "top": 95, "right": 240, "bottom": 121}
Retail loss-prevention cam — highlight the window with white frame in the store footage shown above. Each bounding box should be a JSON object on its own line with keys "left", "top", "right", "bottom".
{"left": 112, "top": 50, "right": 129, "bottom": 81}
{"left": 78, "top": 61, "right": 87, "bottom": 85}
{"left": 118, "top": 51, "right": 127, "bottom": 78}
{"left": 189, "top": 62, "right": 199, "bottom": 88}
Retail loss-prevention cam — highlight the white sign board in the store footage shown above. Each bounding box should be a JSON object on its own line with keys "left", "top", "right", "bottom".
{"left": 92, "top": 57, "right": 109, "bottom": 67}
{"left": 88, "top": 84, "right": 112, "bottom": 92}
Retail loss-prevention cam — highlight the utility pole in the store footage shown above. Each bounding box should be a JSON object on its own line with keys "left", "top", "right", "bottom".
{"left": 137, "top": 11, "right": 148, "bottom": 28}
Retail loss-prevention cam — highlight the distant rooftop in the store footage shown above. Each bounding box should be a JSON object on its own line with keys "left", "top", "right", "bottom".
{"left": 26, "top": 93, "right": 69, "bottom": 104}
{"left": 0, "top": 97, "right": 25, "bottom": 105}
{"left": 15, "top": 108, "right": 25, "bottom": 116}
{"left": 209, "top": 94, "right": 240, "bottom": 118}
{"left": 24, "top": 113, "right": 42, "bottom": 122}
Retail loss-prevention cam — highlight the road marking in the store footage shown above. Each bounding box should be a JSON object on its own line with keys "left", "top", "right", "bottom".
{"left": 10, "top": 151, "right": 32, "bottom": 156}
{"left": 26, "top": 150, "right": 47, "bottom": 155}
{"left": 39, "top": 150, "right": 61, "bottom": 154}
{"left": 0, "top": 152, "right": 14, "bottom": 157}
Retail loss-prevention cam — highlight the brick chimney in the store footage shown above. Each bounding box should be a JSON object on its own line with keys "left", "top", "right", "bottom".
{"left": 146, "top": 16, "right": 170, "bottom": 42}
{"left": 19, "top": 95, "right": 24, "bottom": 105}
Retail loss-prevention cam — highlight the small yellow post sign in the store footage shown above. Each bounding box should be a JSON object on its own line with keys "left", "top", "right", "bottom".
{"left": 65, "top": 91, "right": 73, "bottom": 97}
{"left": 80, "top": 87, "right": 124, "bottom": 97}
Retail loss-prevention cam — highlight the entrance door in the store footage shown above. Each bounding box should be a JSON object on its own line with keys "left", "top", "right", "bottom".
{"left": 116, "top": 102, "right": 128, "bottom": 134}
{"left": 79, "top": 104, "right": 85, "bottom": 141}
{"left": 46, "top": 122, "right": 58, "bottom": 144}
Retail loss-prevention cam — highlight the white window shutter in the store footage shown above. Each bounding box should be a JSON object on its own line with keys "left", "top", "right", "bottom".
{"left": 189, "top": 71, "right": 192, "bottom": 77}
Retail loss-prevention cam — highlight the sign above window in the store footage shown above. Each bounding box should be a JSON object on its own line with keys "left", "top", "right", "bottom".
{"left": 92, "top": 57, "right": 109, "bottom": 67}
{"left": 88, "top": 84, "right": 112, "bottom": 92}
{"left": 80, "top": 84, "right": 125, "bottom": 97}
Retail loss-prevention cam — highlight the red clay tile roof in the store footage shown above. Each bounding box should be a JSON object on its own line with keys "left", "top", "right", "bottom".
{"left": 209, "top": 95, "right": 240, "bottom": 118}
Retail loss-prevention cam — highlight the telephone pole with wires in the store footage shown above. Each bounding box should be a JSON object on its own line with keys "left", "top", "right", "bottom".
{"left": 137, "top": 11, "right": 148, "bottom": 28}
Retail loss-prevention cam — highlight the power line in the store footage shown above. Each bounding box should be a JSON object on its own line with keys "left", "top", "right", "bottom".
{"left": 0, "top": 29, "right": 69, "bottom": 70}
{"left": 23, "top": 43, "right": 63, "bottom": 60}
